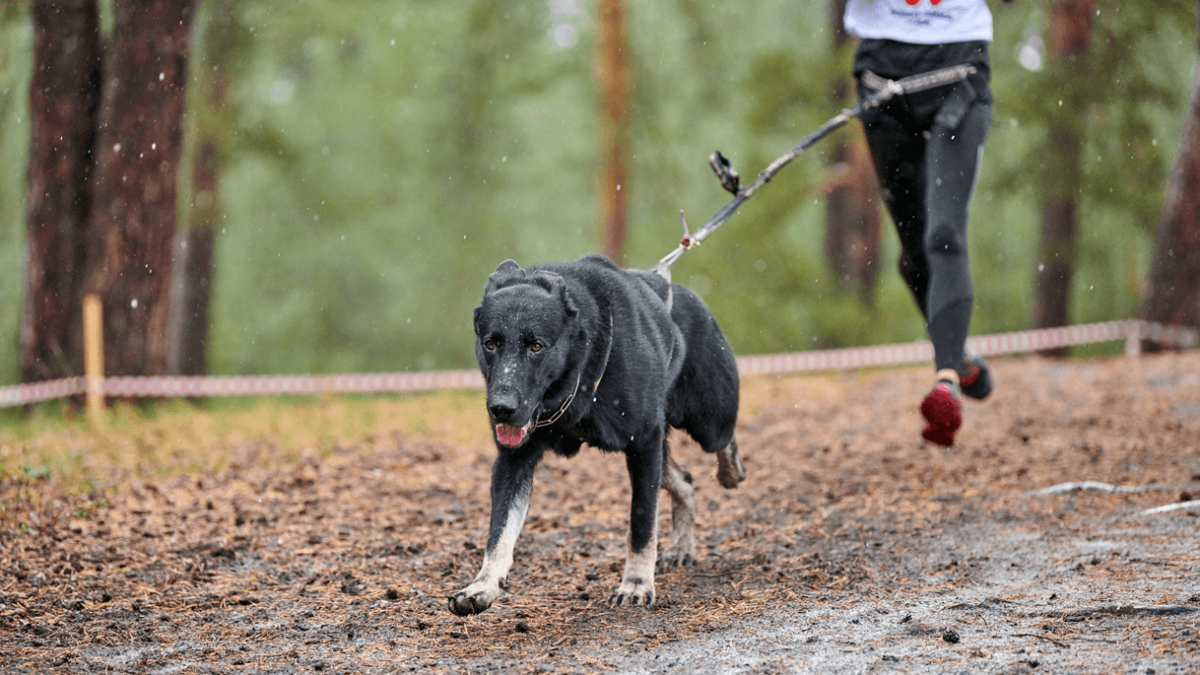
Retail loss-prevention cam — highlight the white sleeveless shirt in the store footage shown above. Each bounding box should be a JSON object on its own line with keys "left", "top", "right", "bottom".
{"left": 844, "top": 0, "right": 993, "bottom": 44}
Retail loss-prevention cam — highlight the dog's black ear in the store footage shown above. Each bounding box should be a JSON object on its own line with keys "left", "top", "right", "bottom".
{"left": 473, "top": 306, "right": 482, "bottom": 336}
{"left": 526, "top": 270, "right": 576, "bottom": 320}
{"left": 484, "top": 259, "right": 523, "bottom": 293}
{"left": 558, "top": 282, "right": 578, "bottom": 319}
{"left": 484, "top": 258, "right": 523, "bottom": 293}
{"left": 491, "top": 259, "right": 521, "bottom": 280}
{"left": 528, "top": 269, "right": 562, "bottom": 293}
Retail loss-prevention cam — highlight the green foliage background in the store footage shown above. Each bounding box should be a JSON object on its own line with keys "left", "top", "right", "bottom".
{"left": 0, "top": 0, "right": 1196, "bottom": 381}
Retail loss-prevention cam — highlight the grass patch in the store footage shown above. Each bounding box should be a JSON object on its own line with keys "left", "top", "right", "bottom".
{"left": 0, "top": 389, "right": 492, "bottom": 497}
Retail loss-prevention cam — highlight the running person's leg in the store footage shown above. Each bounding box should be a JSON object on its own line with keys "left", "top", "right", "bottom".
{"left": 923, "top": 99, "right": 991, "bottom": 375}
{"left": 914, "top": 98, "right": 991, "bottom": 445}
{"left": 858, "top": 98, "right": 931, "bottom": 318}
{"left": 861, "top": 96, "right": 992, "bottom": 373}
{"left": 860, "top": 101, "right": 965, "bottom": 444}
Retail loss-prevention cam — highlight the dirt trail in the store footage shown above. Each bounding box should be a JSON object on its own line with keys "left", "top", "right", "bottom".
{"left": 1, "top": 353, "right": 1198, "bottom": 673}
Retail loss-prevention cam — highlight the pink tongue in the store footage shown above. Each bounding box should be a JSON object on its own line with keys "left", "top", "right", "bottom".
{"left": 496, "top": 424, "right": 526, "bottom": 446}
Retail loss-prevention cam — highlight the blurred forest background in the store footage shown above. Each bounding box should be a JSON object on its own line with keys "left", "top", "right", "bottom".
{"left": 1, "top": 0, "right": 1198, "bottom": 385}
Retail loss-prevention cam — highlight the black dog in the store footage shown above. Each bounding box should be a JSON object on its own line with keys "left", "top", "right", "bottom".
{"left": 448, "top": 254, "right": 744, "bottom": 616}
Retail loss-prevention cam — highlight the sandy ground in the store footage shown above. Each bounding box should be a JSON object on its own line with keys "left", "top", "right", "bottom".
{"left": 1, "top": 352, "right": 1198, "bottom": 674}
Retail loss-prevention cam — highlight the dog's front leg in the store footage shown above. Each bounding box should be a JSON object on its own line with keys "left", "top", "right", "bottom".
{"left": 610, "top": 435, "right": 663, "bottom": 607}
{"left": 448, "top": 446, "right": 543, "bottom": 616}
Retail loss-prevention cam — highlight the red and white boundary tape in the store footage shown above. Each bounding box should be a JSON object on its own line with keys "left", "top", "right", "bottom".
{"left": 1, "top": 319, "right": 1194, "bottom": 409}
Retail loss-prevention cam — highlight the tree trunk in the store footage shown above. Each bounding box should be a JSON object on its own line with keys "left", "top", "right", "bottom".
{"left": 165, "top": 221, "right": 214, "bottom": 376}
{"left": 165, "top": 119, "right": 218, "bottom": 379}
{"left": 1139, "top": 62, "right": 1200, "bottom": 347}
{"left": 84, "top": 0, "right": 196, "bottom": 377}
{"left": 1033, "top": 0, "right": 1093, "bottom": 355}
{"left": 824, "top": 0, "right": 880, "bottom": 306}
{"left": 597, "top": 0, "right": 630, "bottom": 264}
{"left": 166, "top": 5, "right": 234, "bottom": 377}
{"left": 20, "top": 0, "right": 101, "bottom": 383}
{"left": 824, "top": 138, "right": 881, "bottom": 305}
{"left": 1034, "top": 198, "right": 1077, "bottom": 328}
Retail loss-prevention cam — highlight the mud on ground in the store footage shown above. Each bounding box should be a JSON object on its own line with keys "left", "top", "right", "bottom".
{"left": 2, "top": 353, "right": 1199, "bottom": 673}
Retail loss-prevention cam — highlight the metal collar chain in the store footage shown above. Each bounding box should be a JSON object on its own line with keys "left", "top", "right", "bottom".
{"left": 535, "top": 311, "right": 614, "bottom": 429}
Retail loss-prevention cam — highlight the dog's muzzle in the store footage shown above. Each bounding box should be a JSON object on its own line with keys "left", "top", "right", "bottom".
{"left": 489, "top": 394, "right": 534, "bottom": 447}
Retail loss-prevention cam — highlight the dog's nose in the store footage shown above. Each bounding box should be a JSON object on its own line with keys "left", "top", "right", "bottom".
{"left": 488, "top": 401, "right": 518, "bottom": 421}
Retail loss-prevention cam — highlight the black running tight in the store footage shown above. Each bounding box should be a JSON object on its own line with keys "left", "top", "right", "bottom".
{"left": 858, "top": 83, "right": 991, "bottom": 372}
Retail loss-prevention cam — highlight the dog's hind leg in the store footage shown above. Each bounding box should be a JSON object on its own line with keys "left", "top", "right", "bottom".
{"left": 448, "top": 446, "right": 542, "bottom": 616}
{"left": 610, "top": 433, "right": 663, "bottom": 607}
{"left": 715, "top": 436, "right": 746, "bottom": 489}
{"left": 658, "top": 441, "right": 697, "bottom": 571}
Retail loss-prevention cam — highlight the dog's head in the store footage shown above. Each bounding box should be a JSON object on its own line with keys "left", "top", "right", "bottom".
{"left": 474, "top": 260, "right": 578, "bottom": 448}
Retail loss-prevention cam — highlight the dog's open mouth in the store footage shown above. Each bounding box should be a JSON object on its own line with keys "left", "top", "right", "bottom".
{"left": 494, "top": 421, "right": 533, "bottom": 447}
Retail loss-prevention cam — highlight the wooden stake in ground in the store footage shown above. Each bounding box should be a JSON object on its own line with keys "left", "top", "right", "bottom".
{"left": 83, "top": 294, "right": 104, "bottom": 427}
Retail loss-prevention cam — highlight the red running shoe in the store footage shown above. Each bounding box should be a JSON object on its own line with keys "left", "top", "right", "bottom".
{"left": 921, "top": 379, "right": 962, "bottom": 446}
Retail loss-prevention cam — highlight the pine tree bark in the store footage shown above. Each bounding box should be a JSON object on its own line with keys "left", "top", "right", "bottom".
{"left": 21, "top": 0, "right": 101, "bottom": 383}
{"left": 597, "top": 0, "right": 630, "bottom": 264}
{"left": 824, "top": 0, "right": 880, "bottom": 306}
{"left": 84, "top": 0, "right": 196, "bottom": 377}
{"left": 1033, "top": 0, "right": 1094, "bottom": 355}
{"left": 1139, "top": 63, "right": 1200, "bottom": 347}
{"left": 165, "top": 118, "right": 218, "bottom": 379}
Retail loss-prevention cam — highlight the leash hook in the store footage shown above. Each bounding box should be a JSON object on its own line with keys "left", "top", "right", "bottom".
{"left": 679, "top": 210, "right": 699, "bottom": 250}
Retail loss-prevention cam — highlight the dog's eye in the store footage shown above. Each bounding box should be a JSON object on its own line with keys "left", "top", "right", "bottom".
{"left": 484, "top": 340, "right": 496, "bottom": 351}
{"left": 530, "top": 342, "right": 543, "bottom": 353}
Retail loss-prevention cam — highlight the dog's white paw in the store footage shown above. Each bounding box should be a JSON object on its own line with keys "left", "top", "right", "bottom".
{"left": 609, "top": 575, "right": 656, "bottom": 607}
{"left": 447, "top": 581, "right": 502, "bottom": 616}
